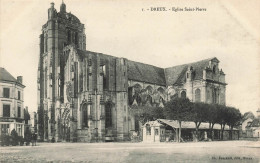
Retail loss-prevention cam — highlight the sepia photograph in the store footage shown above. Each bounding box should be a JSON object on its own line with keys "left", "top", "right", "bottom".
{"left": 0, "top": 0, "right": 259, "bottom": 162}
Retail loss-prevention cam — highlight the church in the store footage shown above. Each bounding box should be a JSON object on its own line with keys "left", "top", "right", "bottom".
{"left": 37, "top": 2, "right": 227, "bottom": 142}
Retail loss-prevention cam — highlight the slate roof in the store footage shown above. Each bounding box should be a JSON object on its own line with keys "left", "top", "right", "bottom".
{"left": 75, "top": 48, "right": 219, "bottom": 87}
{"left": 127, "top": 60, "right": 166, "bottom": 86}
{"left": 250, "top": 119, "right": 260, "bottom": 127}
{"left": 165, "top": 57, "right": 218, "bottom": 86}
{"left": 144, "top": 121, "right": 164, "bottom": 127}
{"left": 0, "top": 67, "right": 18, "bottom": 83}
{"left": 76, "top": 49, "right": 166, "bottom": 86}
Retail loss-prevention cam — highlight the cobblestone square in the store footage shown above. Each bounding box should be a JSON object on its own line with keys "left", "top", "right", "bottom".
{"left": 0, "top": 141, "right": 260, "bottom": 162}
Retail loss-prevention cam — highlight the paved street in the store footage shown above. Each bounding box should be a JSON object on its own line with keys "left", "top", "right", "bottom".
{"left": 0, "top": 140, "right": 260, "bottom": 163}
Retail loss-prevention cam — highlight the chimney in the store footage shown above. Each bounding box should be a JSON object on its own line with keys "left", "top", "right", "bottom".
{"left": 17, "top": 76, "right": 23, "bottom": 84}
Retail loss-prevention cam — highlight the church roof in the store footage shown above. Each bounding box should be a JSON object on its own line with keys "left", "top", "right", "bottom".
{"left": 127, "top": 60, "right": 166, "bottom": 86}
{"left": 165, "top": 57, "right": 217, "bottom": 85}
{"left": 76, "top": 49, "right": 166, "bottom": 86}
{"left": 0, "top": 67, "right": 18, "bottom": 83}
{"left": 75, "top": 49, "right": 220, "bottom": 87}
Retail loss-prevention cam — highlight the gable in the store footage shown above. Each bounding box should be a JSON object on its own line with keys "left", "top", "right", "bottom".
{"left": 165, "top": 57, "right": 217, "bottom": 86}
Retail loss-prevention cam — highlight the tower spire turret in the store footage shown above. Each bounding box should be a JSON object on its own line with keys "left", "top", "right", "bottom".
{"left": 48, "top": 2, "right": 57, "bottom": 19}
{"left": 60, "top": 0, "right": 66, "bottom": 13}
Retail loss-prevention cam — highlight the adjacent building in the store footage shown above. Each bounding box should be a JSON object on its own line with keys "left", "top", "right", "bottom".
{"left": 143, "top": 119, "right": 239, "bottom": 143}
{"left": 245, "top": 109, "right": 260, "bottom": 138}
{"left": 37, "top": 2, "right": 227, "bottom": 142}
{"left": 0, "top": 67, "right": 25, "bottom": 137}
{"left": 241, "top": 111, "right": 255, "bottom": 137}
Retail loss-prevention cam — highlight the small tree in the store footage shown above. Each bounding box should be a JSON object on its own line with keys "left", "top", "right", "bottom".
{"left": 164, "top": 97, "right": 192, "bottom": 142}
{"left": 216, "top": 105, "right": 229, "bottom": 140}
{"left": 205, "top": 104, "right": 219, "bottom": 141}
{"left": 226, "top": 107, "right": 241, "bottom": 140}
{"left": 24, "top": 128, "right": 32, "bottom": 145}
{"left": 190, "top": 102, "right": 209, "bottom": 141}
{"left": 10, "top": 129, "right": 19, "bottom": 146}
{"left": 130, "top": 105, "right": 164, "bottom": 125}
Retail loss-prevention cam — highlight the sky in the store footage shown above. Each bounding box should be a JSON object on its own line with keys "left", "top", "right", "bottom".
{"left": 0, "top": 0, "right": 259, "bottom": 115}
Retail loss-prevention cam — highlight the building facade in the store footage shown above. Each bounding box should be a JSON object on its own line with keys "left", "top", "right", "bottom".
{"left": 0, "top": 68, "right": 25, "bottom": 137}
{"left": 142, "top": 119, "right": 239, "bottom": 143}
{"left": 245, "top": 109, "right": 260, "bottom": 138}
{"left": 37, "top": 2, "right": 227, "bottom": 142}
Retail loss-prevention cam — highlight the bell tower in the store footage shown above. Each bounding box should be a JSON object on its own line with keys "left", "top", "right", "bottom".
{"left": 37, "top": 1, "right": 86, "bottom": 141}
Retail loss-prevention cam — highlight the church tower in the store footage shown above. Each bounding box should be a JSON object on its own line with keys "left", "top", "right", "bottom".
{"left": 37, "top": 1, "right": 86, "bottom": 141}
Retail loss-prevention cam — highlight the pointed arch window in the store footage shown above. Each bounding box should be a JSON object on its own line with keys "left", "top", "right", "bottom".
{"left": 105, "top": 102, "right": 112, "bottom": 128}
{"left": 82, "top": 103, "right": 88, "bottom": 127}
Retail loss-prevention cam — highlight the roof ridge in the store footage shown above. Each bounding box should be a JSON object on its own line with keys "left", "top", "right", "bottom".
{"left": 128, "top": 60, "right": 164, "bottom": 69}
{"left": 77, "top": 49, "right": 118, "bottom": 59}
{"left": 165, "top": 57, "right": 216, "bottom": 69}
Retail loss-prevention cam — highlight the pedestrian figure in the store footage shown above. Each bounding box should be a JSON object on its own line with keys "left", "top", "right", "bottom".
{"left": 31, "top": 133, "right": 37, "bottom": 146}
{"left": 34, "top": 133, "right": 37, "bottom": 146}
{"left": 31, "top": 133, "right": 34, "bottom": 146}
